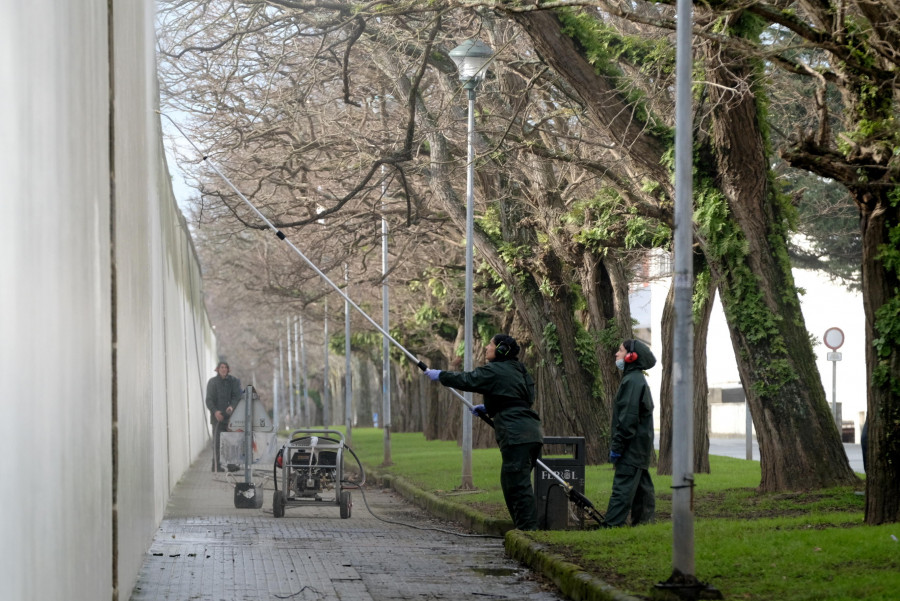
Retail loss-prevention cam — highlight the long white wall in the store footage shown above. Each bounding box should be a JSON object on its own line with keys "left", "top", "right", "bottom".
{"left": 0, "top": 2, "right": 215, "bottom": 600}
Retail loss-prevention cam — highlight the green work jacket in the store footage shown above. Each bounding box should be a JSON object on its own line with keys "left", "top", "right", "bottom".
{"left": 610, "top": 339, "right": 656, "bottom": 469}
{"left": 438, "top": 360, "right": 543, "bottom": 451}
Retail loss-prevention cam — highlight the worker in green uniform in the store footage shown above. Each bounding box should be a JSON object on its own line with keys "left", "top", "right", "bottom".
{"left": 424, "top": 334, "right": 543, "bottom": 531}
{"left": 605, "top": 338, "right": 656, "bottom": 527}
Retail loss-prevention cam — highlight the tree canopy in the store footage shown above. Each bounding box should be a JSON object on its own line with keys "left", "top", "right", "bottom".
{"left": 157, "top": 0, "right": 898, "bottom": 523}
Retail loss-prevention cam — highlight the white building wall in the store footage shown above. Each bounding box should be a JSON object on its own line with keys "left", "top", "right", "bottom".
{"left": 641, "top": 267, "right": 866, "bottom": 442}
{"left": 114, "top": 1, "right": 162, "bottom": 592}
{"left": 1, "top": 4, "right": 112, "bottom": 601}
{"left": 794, "top": 268, "right": 866, "bottom": 441}
{"left": 645, "top": 278, "right": 667, "bottom": 433}
{"left": 1, "top": 2, "right": 215, "bottom": 600}
{"left": 709, "top": 402, "right": 753, "bottom": 436}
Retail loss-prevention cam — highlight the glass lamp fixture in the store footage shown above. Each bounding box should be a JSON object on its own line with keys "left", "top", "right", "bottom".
{"left": 449, "top": 39, "right": 493, "bottom": 83}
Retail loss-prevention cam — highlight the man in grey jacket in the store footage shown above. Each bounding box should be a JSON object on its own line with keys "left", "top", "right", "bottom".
{"left": 206, "top": 361, "right": 241, "bottom": 472}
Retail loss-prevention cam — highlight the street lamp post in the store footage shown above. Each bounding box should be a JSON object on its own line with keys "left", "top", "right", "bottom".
{"left": 344, "top": 263, "right": 353, "bottom": 446}
{"left": 381, "top": 165, "right": 393, "bottom": 466}
{"left": 450, "top": 38, "right": 493, "bottom": 490}
{"left": 299, "top": 314, "right": 309, "bottom": 426}
{"left": 293, "top": 317, "right": 301, "bottom": 425}
{"left": 656, "top": 1, "right": 720, "bottom": 598}
{"left": 278, "top": 338, "right": 285, "bottom": 427}
{"left": 664, "top": 0, "right": 698, "bottom": 589}
{"left": 323, "top": 296, "right": 330, "bottom": 427}
{"left": 287, "top": 317, "right": 295, "bottom": 426}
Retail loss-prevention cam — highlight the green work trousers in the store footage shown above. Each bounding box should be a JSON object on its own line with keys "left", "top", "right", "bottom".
{"left": 500, "top": 442, "right": 541, "bottom": 531}
{"left": 605, "top": 462, "right": 655, "bottom": 527}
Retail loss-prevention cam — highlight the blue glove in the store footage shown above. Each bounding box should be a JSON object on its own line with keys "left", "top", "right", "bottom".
{"left": 470, "top": 404, "right": 487, "bottom": 417}
{"left": 424, "top": 368, "right": 442, "bottom": 381}
{"left": 609, "top": 451, "right": 621, "bottom": 464}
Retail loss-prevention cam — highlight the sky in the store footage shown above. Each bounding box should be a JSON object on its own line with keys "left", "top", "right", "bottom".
{"left": 160, "top": 113, "right": 199, "bottom": 211}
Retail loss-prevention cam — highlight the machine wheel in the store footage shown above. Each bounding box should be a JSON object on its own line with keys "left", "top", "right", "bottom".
{"left": 339, "top": 490, "right": 352, "bottom": 519}
{"left": 273, "top": 490, "right": 285, "bottom": 518}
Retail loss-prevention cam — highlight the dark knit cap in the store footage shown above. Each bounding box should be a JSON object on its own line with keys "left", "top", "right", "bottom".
{"left": 492, "top": 334, "right": 520, "bottom": 361}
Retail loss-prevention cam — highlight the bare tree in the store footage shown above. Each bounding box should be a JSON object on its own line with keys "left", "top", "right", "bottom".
{"left": 158, "top": 1, "right": 668, "bottom": 463}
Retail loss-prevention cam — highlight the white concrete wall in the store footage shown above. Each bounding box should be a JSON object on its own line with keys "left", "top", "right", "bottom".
{"left": 1, "top": 4, "right": 112, "bottom": 601}
{"left": 0, "top": 2, "right": 215, "bottom": 600}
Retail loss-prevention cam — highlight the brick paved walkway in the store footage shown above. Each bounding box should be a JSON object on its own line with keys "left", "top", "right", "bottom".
{"left": 129, "top": 445, "right": 564, "bottom": 601}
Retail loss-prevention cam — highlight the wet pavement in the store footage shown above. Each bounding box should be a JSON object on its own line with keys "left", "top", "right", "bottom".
{"left": 128, "top": 436, "right": 865, "bottom": 600}
{"left": 129, "top": 446, "right": 565, "bottom": 601}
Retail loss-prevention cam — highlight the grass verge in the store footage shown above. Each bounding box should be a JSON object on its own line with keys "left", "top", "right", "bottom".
{"left": 340, "top": 428, "right": 899, "bottom": 600}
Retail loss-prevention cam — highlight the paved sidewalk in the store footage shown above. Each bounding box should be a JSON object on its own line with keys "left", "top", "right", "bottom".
{"left": 129, "top": 445, "right": 565, "bottom": 601}
{"left": 130, "top": 435, "right": 864, "bottom": 601}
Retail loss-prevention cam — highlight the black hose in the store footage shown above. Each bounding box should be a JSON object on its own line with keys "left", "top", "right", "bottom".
{"left": 344, "top": 481, "right": 503, "bottom": 539}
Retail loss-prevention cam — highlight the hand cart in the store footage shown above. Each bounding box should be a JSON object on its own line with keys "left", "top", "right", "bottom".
{"left": 272, "top": 429, "right": 351, "bottom": 519}
{"left": 226, "top": 384, "right": 276, "bottom": 509}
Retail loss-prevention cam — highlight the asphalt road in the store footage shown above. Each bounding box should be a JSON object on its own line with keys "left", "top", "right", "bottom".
{"left": 706, "top": 435, "right": 865, "bottom": 474}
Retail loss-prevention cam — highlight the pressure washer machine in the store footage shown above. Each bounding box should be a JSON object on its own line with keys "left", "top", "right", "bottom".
{"left": 272, "top": 429, "right": 351, "bottom": 519}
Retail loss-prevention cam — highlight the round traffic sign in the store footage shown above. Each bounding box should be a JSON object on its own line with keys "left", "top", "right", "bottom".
{"left": 823, "top": 327, "right": 844, "bottom": 350}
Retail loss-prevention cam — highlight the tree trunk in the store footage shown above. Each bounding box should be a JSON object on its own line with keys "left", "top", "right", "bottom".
{"left": 700, "top": 38, "right": 858, "bottom": 491}
{"left": 429, "top": 152, "right": 607, "bottom": 457}
{"left": 508, "top": 11, "right": 671, "bottom": 187}
{"left": 859, "top": 189, "right": 900, "bottom": 524}
{"left": 658, "top": 259, "right": 716, "bottom": 475}
{"left": 770, "top": 1, "right": 900, "bottom": 521}
{"left": 512, "top": 153, "right": 622, "bottom": 462}
{"left": 509, "top": 8, "right": 856, "bottom": 490}
{"left": 494, "top": 246, "right": 608, "bottom": 464}
{"left": 578, "top": 253, "right": 631, "bottom": 454}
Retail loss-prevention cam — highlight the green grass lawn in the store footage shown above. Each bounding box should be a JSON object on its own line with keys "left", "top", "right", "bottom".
{"left": 338, "top": 427, "right": 900, "bottom": 600}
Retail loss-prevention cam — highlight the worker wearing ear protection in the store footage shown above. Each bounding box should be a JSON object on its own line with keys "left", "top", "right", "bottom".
{"left": 423, "top": 334, "right": 543, "bottom": 531}
{"left": 605, "top": 338, "right": 657, "bottom": 527}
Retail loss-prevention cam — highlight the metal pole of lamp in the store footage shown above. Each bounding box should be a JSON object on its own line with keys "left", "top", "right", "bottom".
{"left": 449, "top": 38, "right": 493, "bottom": 490}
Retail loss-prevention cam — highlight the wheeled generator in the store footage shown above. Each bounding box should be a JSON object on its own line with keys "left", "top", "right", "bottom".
{"left": 272, "top": 429, "right": 351, "bottom": 519}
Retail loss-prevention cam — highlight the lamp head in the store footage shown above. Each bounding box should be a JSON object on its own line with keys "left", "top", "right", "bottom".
{"left": 449, "top": 39, "right": 493, "bottom": 83}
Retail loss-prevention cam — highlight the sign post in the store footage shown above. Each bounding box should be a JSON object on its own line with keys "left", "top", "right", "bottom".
{"left": 823, "top": 328, "right": 844, "bottom": 428}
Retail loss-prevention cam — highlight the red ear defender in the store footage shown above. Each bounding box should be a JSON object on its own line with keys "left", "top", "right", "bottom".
{"left": 624, "top": 339, "right": 638, "bottom": 363}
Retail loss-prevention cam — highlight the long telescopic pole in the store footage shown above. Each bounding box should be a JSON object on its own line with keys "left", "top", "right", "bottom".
{"left": 161, "top": 114, "right": 427, "bottom": 370}
{"left": 163, "top": 114, "right": 605, "bottom": 523}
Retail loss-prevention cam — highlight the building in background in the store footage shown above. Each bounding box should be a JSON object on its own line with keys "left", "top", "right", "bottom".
{"left": 630, "top": 251, "right": 865, "bottom": 443}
